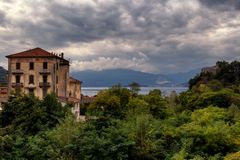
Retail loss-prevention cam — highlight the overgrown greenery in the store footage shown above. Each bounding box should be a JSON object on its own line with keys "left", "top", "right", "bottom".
{"left": 1, "top": 60, "right": 240, "bottom": 159}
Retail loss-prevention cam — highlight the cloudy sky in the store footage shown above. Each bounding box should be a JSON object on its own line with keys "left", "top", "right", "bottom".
{"left": 0, "top": 0, "right": 240, "bottom": 73}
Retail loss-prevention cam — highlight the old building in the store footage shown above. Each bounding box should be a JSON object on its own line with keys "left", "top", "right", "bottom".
{"left": 201, "top": 65, "right": 219, "bottom": 74}
{"left": 6, "top": 47, "right": 81, "bottom": 118}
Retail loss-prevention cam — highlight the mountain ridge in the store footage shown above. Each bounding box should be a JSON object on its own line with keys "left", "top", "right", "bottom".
{"left": 71, "top": 68, "right": 201, "bottom": 87}
{"left": 0, "top": 66, "right": 7, "bottom": 84}
{"left": 0, "top": 66, "right": 200, "bottom": 87}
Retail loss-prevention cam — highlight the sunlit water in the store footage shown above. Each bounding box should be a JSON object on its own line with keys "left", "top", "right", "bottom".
{"left": 82, "top": 87, "right": 188, "bottom": 96}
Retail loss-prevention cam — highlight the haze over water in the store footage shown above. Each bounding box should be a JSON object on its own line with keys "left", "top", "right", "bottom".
{"left": 82, "top": 87, "right": 188, "bottom": 96}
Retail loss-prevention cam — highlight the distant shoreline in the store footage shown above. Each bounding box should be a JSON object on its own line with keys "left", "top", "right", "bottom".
{"left": 82, "top": 86, "right": 188, "bottom": 96}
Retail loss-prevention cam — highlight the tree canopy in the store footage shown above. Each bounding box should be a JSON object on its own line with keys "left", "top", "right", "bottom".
{"left": 1, "top": 60, "right": 240, "bottom": 159}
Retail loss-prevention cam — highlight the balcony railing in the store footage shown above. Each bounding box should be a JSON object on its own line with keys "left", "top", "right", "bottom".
{"left": 39, "top": 82, "right": 51, "bottom": 87}
{"left": 39, "top": 69, "right": 51, "bottom": 74}
{"left": 11, "top": 83, "right": 23, "bottom": 88}
{"left": 26, "top": 83, "right": 36, "bottom": 88}
{"left": 12, "top": 69, "right": 24, "bottom": 74}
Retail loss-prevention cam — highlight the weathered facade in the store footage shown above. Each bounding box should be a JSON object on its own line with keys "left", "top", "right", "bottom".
{"left": 6, "top": 47, "right": 81, "bottom": 118}
{"left": 201, "top": 66, "right": 219, "bottom": 74}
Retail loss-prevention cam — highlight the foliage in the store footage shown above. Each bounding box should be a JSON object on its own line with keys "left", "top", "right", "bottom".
{"left": 144, "top": 90, "right": 167, "bottom": 119}
{"left": 126, "top": 98, "right": 149, "bottom": 115}
{"left": 88, "top": 90, "right": 123, "bottom": 118}
{"left": 181, "top": 107, "right": 237, "bottom": 157}
{"left": 189, "top": 60, "right": 240, "bottom": 89}
{"left": 0, "top": 94, "right": 68, "bottom": 136}
{"left": 2, "top": 61, "right": 240, "bottom": 159}
{"left": 129, "top": 81, "right": 141, "bottom": 96}
{"left": 179, "top": 87, "right": 240, "bottom": 110}
{"left": 224, "top": 151, "right": 240, "bottom": 160}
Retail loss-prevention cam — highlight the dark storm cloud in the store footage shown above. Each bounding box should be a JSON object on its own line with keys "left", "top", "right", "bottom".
{"left": 0, "top": 10, "right": 6, "bottom": 25}
{"left": 15, "top": 1, "right": 124, "bottom": 47}
{"left": 18, "top": 0, "right": 197, "bottom": 47}
{"left": 0, "top": 0, "right": 240, "bottom": 73}
{"left": 199, "top": 0, "right": 240, "bottom": 10}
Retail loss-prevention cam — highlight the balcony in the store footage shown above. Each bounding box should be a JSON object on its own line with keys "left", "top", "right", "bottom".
{"left": 12, "top": 69, "right": 24, "bottom": 74}
{"left": 26, "top": 83, "right": 36, "bottom": 88}
{"left": 39, "top": 82, "right": 51, "bottom": 88}
{"left": 39, "top": 69, "right": 51, "bottom": 74}
{"left": 11, "top": 83, "right": 23, "bottom": 88}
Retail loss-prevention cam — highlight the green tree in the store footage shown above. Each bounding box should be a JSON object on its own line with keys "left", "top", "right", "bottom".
{"left": 1, "top": 94, "right": 68, "bottom": 135}
{"left": 178, "top": 106, "right": 238, "bottom": 158}
{"left": 148, "top": 89, "right": 161, "bottom": 97}
{"left": 129, "top": 82, "right": 141, "bottom": 96}
{"left": 109, "top": 84, "right": 132, "bottom": 107}
{"left": 88, "top": 86, "right": 132, "bottom": 119}
{"left": 144, "top": 91, "right": 167, "bottom": 119}
{"left": 88, "top": 90, "right": 122, "bottom": 118}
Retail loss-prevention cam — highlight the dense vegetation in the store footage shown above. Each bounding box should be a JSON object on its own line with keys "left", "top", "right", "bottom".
{"left": 1, "top": 61, "right": 240, "bottom": 159}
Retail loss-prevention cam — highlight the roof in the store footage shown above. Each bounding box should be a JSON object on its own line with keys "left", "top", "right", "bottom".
{"left": 81, "top": 96, "right": 95, "bottom": 103}
{"left": 58, "top": 96, "right": 80, "bottom": 103}
{"left": 69, "top": 76, "right": 82, "bottom": 83}
{"left": 6, "top": 48, "right": 68, "bottom": 61}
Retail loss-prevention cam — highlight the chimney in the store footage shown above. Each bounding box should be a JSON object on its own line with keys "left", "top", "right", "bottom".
{"left": 61, "top": 52, "right": 64, "bottom": 58}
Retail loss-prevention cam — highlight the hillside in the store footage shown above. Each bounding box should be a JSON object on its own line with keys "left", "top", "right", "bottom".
{"left": 2, "top": 61, "right": 240, "bottom": 160}
{"left": 164, "top": 68, "right": 201, "bottom": 85}
{"left": 0, "top": 66, "right": 7, "bottom": 84}
{"left": 71, "top": 69, "right": 161, "bottom": 87}
{"left": 0, "top": 66, "right": 200, "bottom": 87}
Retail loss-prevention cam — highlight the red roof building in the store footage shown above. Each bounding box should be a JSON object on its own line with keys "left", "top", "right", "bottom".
{"left": 6, "top": 47, "right": 81, "bottom": 118}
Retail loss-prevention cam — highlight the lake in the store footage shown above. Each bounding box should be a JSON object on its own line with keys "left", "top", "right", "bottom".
{"left": 82, "top": 87, "right": 188, "bottom": 96}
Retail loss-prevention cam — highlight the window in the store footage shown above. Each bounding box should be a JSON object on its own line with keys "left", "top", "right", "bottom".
{"left": 29, "top": 62, "right": 34, "bottom": 70}
{"left": 56, "top": 62, "right": 59, "bottom": 70}
{"left": 16, "top": 62, "right": 20, "bottom": 69}
{"left": 56, "top": 76, "right": 58, "bottom": 84}
{"left": 15, "top": 75, "right": 20, "bottom": 83}
{"left": 43, "top": 75, "right": 47, "bottom": 83}
{"left": 42, "top": 75, "right": 48, "bottom": 97}
{"left": 43, "top": 62, "right": 48, "bottom": 69}
{"left": 29, "top": 75, "right": 34, "bottom": 84}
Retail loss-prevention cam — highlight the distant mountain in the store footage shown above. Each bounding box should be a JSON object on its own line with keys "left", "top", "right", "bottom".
{"left": 0, "top": 65, "right": 201, "bottom": 87}
{"left": 0, "top": 66, "right": 7, "bottom": 84}
{"left": 71, "top": 69, "right": 164, "bottom": 87}
{"left": 71, "top": 68, "right": 201, "bottom": 87}
{"left": 164, "top": 68, "right": 201, "bottom": 85}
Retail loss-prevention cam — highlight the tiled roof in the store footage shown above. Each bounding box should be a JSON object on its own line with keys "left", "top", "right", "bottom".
{"left": 69, "top": 76, "right": 82, "bottom": 83}
{"left": 6, "top": 47, "right": 60, "bottom": 58}
{"left": 81, "top": 96, "right": 95, "bottom": 103}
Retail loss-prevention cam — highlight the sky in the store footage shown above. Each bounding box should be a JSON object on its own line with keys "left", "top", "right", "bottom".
{"left": 0, "top": 0, "right": 240, "bottom": 74}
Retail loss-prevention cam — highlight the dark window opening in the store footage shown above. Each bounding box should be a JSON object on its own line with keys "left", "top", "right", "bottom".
{"left": 56, "top": 62, "right": 59, "bottom": 70}
{"left": 43, "top": 75, "right": 47, "bottom": 83}
{"left": 56, "top": 76, "right": 58, "bottom": 84}
{"left": 43, "top": 62, "right": 48, "bottom": 69}
{"left": 15, "top": 75, "right": 20, "bottom": 83}
{"left": 29, "top": 62, "right": 34, "bottom": 70}
{"left": 29, "top": 75, "right": 34, "bottom": 84}
{"left": 16, "top": 63, "right": 20, "bottom": 69}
